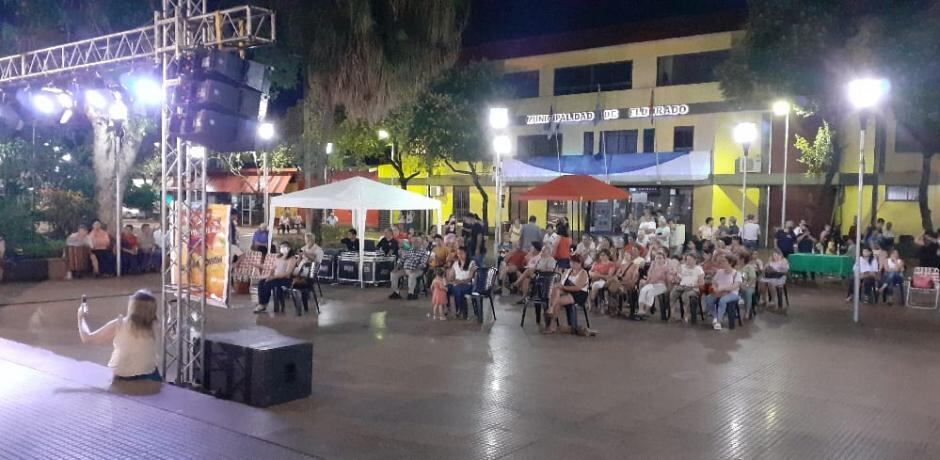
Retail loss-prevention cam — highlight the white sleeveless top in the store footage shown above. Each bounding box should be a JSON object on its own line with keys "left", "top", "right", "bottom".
{"left": 108, "top": 317, "right": 157, "bottom": 377}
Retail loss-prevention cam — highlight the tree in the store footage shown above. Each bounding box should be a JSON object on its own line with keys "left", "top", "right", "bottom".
{"left": 1, "top": 0, "right": 153, "bottom": 230}
{"left": 794, "top": 121, "right": 835, "bottom": 175}
{"left": 335, "top": 110, "right": 424, "bottom": 189}
{"left": 410, "top": 62, "right": 509, "bottom": 225}
{"left": 718, "top": 0, "right": 940, "bottom": 231}
{"left": 270, "top": 0, "right": 470, "bottom": 230}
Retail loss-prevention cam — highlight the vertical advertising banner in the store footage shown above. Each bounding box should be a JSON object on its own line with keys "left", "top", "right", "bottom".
{"left": 172, "top": 203, "right": 231, "bottom": 307}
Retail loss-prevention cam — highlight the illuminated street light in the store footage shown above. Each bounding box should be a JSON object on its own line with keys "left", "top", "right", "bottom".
{"left": 772, "top": 100, "right": 791, "bottom": 116}
{"left": 733, "top": 122, "right": 758, "bottom": 225}
{"left": 773, "top": 100, "right": 792, "bottom": 228}
{"left": 847, "top": 77, "right": 888, "bottom": 324}
{"left": 377, "top": 129, "right": 390, "bottom": 140}
{"left": 257, "top": 122, "right": 275, "bottom": 140}
{"left": 325, "top": 142, "right": 334, "bottom": 155}
{"left": 493, "top": 135, "right": 511, "bottom": 155}
{"left": 489, "top": 107, "right": 509, "bottom": 130}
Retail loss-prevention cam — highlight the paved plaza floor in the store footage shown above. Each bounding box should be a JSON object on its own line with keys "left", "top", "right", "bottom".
{"left": 2, "top": 275, "right": 940, "bottom": 459}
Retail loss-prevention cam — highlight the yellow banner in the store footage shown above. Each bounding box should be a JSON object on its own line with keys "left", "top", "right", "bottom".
{"left": 172, "top": 203, "right": 231, "bottom": 307}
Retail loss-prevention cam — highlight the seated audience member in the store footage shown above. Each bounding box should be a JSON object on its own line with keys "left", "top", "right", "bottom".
{"left": 77, "top": 289, "right": 162, "bottom": 381}
{"left": 279, "top": 213, "right": 292, "bottom": 234}
{"left": 738, "top": 251, "right": 759, "bottom": 319}
{"left": 513, "top": 242, "right": 555, "bottom": 301}
{"left": 300, "top": 232, "right": 324, "bottom": 265}
{"left": 251, "top": 224, "right": 270, "bottom": 256}
{"left": 881, "top": 249, "right": 905, "bottom": 304}
{"left": 428, "top": 234, "right": 450, "bottom": 268}
{"left": 847, "top": 247, "right": 880, "bottom": 303}
{"left": 637, "top": 251, "right": 668, "bottom": 317}
{"left": 448, "top": 247, "right": 478, "bottom": 320}
{"left": 614, "top": 256, "right": 646, "bottom": 300}
{"left": 253, "top": 242, "right": 298, "bottom": 313}
{"left": 758, "top": 249, "right": 790, "bottom": 309}
{"left": 500, "top": 245, "right": 529, "bottom": 292}
{"left": 389, "top": 236, "right": 429, "bottom": 300}
{"left": 89, "top": 220, "right": 114, "bottom": 276}
{"left": 136, "top": 224, "right": 156, "bottom": 272}
{"left": 704, "top": 254, "right": 742, "bottom": 331}
{"left": 66, "top": 225, "right": 91, "bottom": 278}
{"left": 669, "top": 253, "right": 704, "bottom": 322}
{"left": 377, "top": 228, "right": 400, "bottom": 257}
{"left": 340, "top": 228, "right": 359, "bottom": 251}
{"left": 587, "top": 249, "right": 617, "bottom": 309}
{"left": 575, "top": 234, "right": 597, "bottom": 267}
{"left": 544, "top": 254, "right": 592, "bottom": 336}
{"left": 293, "top": 213, "right": 304, "bottom": 233}
{"left": 120, "top": 225, "right": 140, "bottom": 274}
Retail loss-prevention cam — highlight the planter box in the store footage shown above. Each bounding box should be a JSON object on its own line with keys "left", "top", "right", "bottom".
{"left": 3, "top": 258, "right": 49, "bottom": 282}
{"left": 47, "top": 258, "right": 67, "bottom": 280}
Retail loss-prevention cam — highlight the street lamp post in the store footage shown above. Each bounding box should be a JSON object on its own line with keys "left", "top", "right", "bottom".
{"left": 847, "top": 78, "right": 888, "bottom": 323}
{"left": 733, "top": 122, "right": 758, "bottom": 225}
{"left": 489, "top": 107, "right": 510, "bottom": 261}
{"left": 772, "top": 100, "right": 791, "bottom": 229}
{"left": 257, "top": 122, "right": 275, "bottom": 225}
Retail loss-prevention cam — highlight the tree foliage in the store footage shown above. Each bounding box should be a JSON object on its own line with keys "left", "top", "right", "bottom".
{"left": 719, "top": 0, "right": 940, "bottom": 231}
{"left": 334, "top": 108, "right": 424, "bottom": 189}
{"left": 794, "top": 121, "right": 834, "bottom": 175}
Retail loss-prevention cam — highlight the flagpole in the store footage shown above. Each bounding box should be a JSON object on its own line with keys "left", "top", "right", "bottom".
{"left": 651, "top": 87, "right": 661, "bottom": 184}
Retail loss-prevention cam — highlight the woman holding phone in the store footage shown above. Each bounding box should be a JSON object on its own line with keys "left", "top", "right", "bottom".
{"left": 77, "top": 290, "right": 161, "bottom": 381}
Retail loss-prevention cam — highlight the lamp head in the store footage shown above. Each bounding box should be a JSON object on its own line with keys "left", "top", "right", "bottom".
{"left": 733, "top": 122, "right": 758, "bottom": 145}
{"left": 772, "top": 100, "right": 791, "bottom": 116}
{"left": 488, "top": 107, "right": 509, "bottom": 130}
{"left": 377, "top": 129, "right": 390, "bottom": 140}
{"left": 257, "top": 122, "right": 275, "bottom": 140}
{"left": 848, "top": 78, "right": 889, "bottom": 109}
{"left": 493, "top": 135, "right": 511, "bottom": 156}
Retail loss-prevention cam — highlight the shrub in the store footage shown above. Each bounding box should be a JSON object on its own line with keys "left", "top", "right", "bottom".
{"left": 38, "top": 189, "right": 96, "bottom": 238}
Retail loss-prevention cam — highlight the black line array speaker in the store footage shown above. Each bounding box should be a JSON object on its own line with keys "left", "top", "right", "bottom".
{"left": 202, "top": 330, "right": 312, "bottom": 407}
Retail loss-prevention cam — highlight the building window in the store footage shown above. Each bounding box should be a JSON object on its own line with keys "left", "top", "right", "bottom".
{"left": 886, "top": 185, "right": 919, "bottom": 201}
{"left": 600, "top": 130, "right": 638, "bottom": 154}
{"left": 583, "top": 132, "right": 594, "bottom": 155}
{"left": 642, "top": 128, "right": 656, "bottom": 153}
{"left": 673, "top": 126, "right": 694, "bottom": 151}
{"left": 554, "top": 60, "right": 632, "bottom": 96}
{"left": 517, "top": 134, "right": 563, "bottom": 157}
{"left": 502, "top": 70, "right": 539, "bottom": 99}
{"left": 657, "top": 50, "right": 730, "bottom": 86}
{"left": 453, "top": 186, "right": 471, "bottom": 217}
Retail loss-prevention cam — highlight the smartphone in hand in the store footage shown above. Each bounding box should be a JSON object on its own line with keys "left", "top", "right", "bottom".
{"left": 80, "top": 295, "right": 88, "bottom": 314}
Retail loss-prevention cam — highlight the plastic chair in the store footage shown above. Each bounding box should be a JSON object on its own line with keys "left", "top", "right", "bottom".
{"left": 284, "top": 261, "right": 320, "bottom": 316}
{"left": 469, "top": 267, "right": 499, "bottom": 323}
{"left": 906, "top": 267, "right": 940, "bottom": 310}
{"left": 521, "top": 271, "right": 559, "bottom": 328}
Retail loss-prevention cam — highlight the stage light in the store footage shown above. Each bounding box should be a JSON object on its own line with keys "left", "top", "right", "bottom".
{"left": 85, "top": 89, "right": 110, "bottom": 110}
{"left": 130, "top": 77, "right": 163, "bottom": 106}
{"left": 59, "top": 109, "right": 73, "bottom": 124}
{"left": 55, "top": 92, "right": 73, "bottom": 109}
{"left": 32, "top": 93, "right": 58, "bottom": 114}
{"left": 109, "top": 99, "right": 128, "bottom": 121}
{"left": 257, "top": 122, "right": 275, "bottom": 140}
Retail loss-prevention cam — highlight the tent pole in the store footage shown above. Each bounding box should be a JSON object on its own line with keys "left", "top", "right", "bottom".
{"left": 267, "top": 205, "right": 277, "bottom": 250}
{"left": 358, "top": 208, "right": 365, "bottom": 288}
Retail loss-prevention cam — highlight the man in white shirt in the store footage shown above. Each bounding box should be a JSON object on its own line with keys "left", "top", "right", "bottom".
{"left": 741, "top": 214, "right": 761, "bottom": 250}
{"left": 697, "top": 217, "right": 716, "bottom": 242}
{"left": 669, "top": 219, "right": 686, "bottom": 257}
{"left": 669, "top": 253, "right": 704, "bottom": 322}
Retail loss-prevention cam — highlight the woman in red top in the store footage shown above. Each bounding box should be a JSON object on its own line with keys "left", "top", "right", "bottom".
{"left": 587, "top": 249, "right": 617, "bottom": 309}
{"left": 554, "top": 226, "right": 572, "bottom": 269}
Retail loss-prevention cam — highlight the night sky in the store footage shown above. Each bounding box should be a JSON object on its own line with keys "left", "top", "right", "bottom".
{"left": 463, "top": 0, "right": 747, "bottom": 46}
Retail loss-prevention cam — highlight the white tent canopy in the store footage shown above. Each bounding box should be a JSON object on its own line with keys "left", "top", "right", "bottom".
{"left": 268, "top": 176, "right": 443, "bottom": 287}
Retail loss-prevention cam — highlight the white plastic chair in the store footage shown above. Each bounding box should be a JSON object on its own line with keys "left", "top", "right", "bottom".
{"left": 905, "top": 267, "right": 939, "bottom": 310}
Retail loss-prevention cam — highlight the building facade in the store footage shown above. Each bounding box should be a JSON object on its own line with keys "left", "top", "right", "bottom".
{"left": 377, "top": 13, "right": 939, "bottom": 241}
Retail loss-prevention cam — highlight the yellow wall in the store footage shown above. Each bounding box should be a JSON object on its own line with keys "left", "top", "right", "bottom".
{"left": 839, "top": 185, "right": 940, "bottom": 236}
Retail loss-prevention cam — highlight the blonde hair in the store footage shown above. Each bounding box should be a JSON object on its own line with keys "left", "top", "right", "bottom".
{"left": 127, "top": 290, "right": 157, "bottom": 335}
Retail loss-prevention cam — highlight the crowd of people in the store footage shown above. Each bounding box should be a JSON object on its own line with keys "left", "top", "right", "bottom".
{"left": 63, "top": 221, "right": 164, "bottom": 278}
{"left": 501, "top": 211, "right": 793, "bottom": 333}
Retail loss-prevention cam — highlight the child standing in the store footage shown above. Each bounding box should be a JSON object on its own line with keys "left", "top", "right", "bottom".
{"left": 430, "top": 268, "right": 448, "bottom": 320}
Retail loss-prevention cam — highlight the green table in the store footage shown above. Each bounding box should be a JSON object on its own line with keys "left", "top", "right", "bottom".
{"left": 788, "top": 253, "right": 854, "bottom": 277}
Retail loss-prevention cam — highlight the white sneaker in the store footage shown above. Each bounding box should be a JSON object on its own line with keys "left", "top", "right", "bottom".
{"left": 712, "top": 319, "right": 722, "bottom": 331}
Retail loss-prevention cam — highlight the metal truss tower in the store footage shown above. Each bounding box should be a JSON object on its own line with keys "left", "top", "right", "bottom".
{"left": 0, "top": 0, "right": 275, "bottom": 385}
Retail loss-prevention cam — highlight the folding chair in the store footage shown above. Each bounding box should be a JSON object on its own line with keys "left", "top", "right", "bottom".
{"left": 906, "top": 267, "right": 940, "bottom": 310}
{"left": 283, "top": 260, "right": 320, "bottom": 315}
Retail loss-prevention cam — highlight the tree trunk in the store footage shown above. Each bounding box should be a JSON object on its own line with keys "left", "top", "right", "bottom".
{"left": 90, "top": 118, "right": 144, "bottom": 231}
{"left": 471, "top": 173, "right": 489, "bottom": 229}
{"left": 300, "top": 83, "right": 333, "bottom": 239}
{"left": 919, "top": 152, "right": 934, "bottom": 231}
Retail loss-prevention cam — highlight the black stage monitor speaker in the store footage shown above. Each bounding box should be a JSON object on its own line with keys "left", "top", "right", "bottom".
{"left": 202, "top": 330, "right": 312, "bottom": 407}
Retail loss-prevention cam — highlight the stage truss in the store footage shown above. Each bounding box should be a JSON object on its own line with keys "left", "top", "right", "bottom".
{"left": 0, "top": 0, "right": 275, "bottom": 385}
